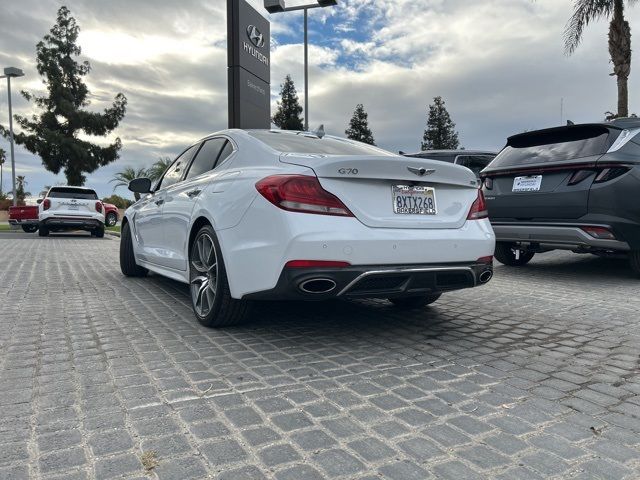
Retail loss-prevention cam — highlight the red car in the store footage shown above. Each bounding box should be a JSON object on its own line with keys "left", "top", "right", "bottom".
{"left": 8, "top": 204, "right": 39, "bottom": 232}
{"left": 9, "top": 201, "right": 118, "bottom": 232}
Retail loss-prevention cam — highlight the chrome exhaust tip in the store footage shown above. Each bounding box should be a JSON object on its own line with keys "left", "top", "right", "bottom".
{"left": 299, "top": 278, "right": 337, "bottom": 294}
{"left": 479, "top": 270, "right": 493, "bottom": 284}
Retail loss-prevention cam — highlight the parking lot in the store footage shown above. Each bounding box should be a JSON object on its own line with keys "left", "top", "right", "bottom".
{"left": 0, "top": 233, "right": 639, "bottom": 480}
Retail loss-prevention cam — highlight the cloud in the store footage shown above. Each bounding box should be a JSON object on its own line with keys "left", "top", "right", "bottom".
{"left": 0, "top": 0, "right": 639, "bottom": 199}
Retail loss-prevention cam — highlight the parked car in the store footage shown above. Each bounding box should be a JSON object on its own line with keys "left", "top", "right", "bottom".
{"left": 10, "top": 199, "right": 116, "bottom": 233}
{"left": 481, "top": 118, "right": 640, "bottom": 275}
{"left": 402, "top": 150, "right": 497, "bottom": 179}
{"left": 103, "top": 203, "right": 119, "bottom": 227}
{"left": 38, "top": 186, "right": 106, "bottom": 237}
{"left": 120, "top": 129, "right": 495, "bottom": 328}
{"left": 8, "top": 204, "right": 39, "bottom": 232}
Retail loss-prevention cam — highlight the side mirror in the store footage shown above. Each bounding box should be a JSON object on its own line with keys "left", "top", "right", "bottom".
{"left": 128, "top": 177, "right": 152, "bottom": 194}
{"left": 36, "top": 198, "right": 43, "bottom": 205}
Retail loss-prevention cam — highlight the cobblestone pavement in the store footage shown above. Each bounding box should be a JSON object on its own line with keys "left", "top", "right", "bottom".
{"left": 1, "top": 235, "right": 639, "bottom": 480}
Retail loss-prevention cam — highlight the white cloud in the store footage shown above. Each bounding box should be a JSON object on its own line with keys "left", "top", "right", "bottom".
{"left": 0, "top": 0, "right": 639, "bottom": 198}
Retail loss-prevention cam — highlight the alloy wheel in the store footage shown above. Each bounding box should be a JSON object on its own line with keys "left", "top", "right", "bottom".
{"left": 190, "top": 233, "right": 218, "bottom": 317}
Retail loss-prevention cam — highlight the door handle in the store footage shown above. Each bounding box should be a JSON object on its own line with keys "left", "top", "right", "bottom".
{"left": 155, "top": 199, "right": 165, "bottom": 206}
{"left": 187, "top": 189, "right": 202, "bottom": 198}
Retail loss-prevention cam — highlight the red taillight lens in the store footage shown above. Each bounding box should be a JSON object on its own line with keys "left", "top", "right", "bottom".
{"left": 467, "top": 189, "right": 488, "bottom": 220}
{"left": 477, "top": 256, "right": 494, "bottom": 264}
{"left": 256, "top": 175, "right": 354, "bottom": 217}
{"left": 581, "top": 226, "right": 616, "bottom": 240}
{"left": 285, "top": 260, "right": 351, "bottom": 269}
{"left": 43, "top": 198, "right": 51, "bottom": 210}
{"left": 95, "top": 202, "right": 103, "bottom": 213}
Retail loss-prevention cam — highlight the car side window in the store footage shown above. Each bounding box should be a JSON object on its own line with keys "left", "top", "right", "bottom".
{"left": 216, "top": 141, "right": 234, "bottom": 167}
{"left": 184, "top": 138, "right": 227, "bottom": 180}
{"left": 157, "top": 145, "right": 197, "bottom": 190}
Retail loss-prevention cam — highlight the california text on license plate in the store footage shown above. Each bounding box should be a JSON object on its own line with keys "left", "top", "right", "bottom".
{"left": 392, "top": 185, "right": 437, "bottom": 215}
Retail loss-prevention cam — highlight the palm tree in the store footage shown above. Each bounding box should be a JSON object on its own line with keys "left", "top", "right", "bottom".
{"left": 110, "top": 166, "right": 148, "bottom": 200}
{"left": 564, "top": 0, "right": 637, "bottom": 118}
{"left": 0, "top": 148, "right": 5, "bottom": 196}
{"left": 147, "top": 157, "right": 173, "bottom": 183}
{"left": 16, "top": 175, "right": 30, "bottom": 203}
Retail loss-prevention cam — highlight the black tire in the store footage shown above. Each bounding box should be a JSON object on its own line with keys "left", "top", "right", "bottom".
{"left": 38, "top": 226, "right": 49, "bottom": 237}
{"left": 189, "top": 224, "right": 250, "bottom": 328}
{"left": 106, "top": 212, "right": 117, "bottom": 227}
{"left": 630, "top": 251, "right": 640, "bottom": 277}
{"left": 389, "top": 293, "right": 442, "bottom": 309}
{"left": 94, "top": 226, "right": 105, "bottom": 238}
{"left": 21, "top": 225, "right": 38, "bottom": 233}
{"left": 120, "top": 222, "right": 147, "bottom": 277}
{"left": 494, "top": 242, "right": 535, "bottom": 266}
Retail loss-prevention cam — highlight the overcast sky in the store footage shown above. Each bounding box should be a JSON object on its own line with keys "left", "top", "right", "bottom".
{"left": 0, "top": 0, "right": 639, "bottom": 199}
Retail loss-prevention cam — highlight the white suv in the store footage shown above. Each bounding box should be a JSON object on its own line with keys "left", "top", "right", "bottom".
{"left": 38, "top": 186, "right": 106, "bottom": 237}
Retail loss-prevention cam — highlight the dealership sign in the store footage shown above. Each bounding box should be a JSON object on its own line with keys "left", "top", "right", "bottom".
{"left": 227, "top": 0, "right": 271, "bottom": 129}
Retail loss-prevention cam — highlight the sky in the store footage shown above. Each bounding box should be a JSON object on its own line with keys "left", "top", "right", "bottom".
{"left": 0, "top": 0, "right": 639, "bottom": 199}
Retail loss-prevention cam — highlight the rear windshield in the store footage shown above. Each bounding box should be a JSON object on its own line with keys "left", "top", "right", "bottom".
{"left": 490, "top": 126, "right": 612, "bottom": 168}
{"left": 406, "top": 153, "right": 457, "bottom": 163}
{"left": 48, "top": 187, "right": 98, "bottom": 200}
{"left": 250, "top": 131, "right": 394, "bottom": 156}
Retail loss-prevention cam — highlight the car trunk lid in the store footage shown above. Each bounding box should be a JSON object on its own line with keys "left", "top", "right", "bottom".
{"left": 46, "top": 187, "right": 99, "bottom": 217}
{"left": 482, "top": 125, "right": 617, "bottom": 220}
{"left": 280, "top": 154, "right": 479, "bottom": 229}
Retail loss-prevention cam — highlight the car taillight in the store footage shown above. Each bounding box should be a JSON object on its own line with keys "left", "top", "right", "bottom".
{"left": 477, "top": 256, "right": 494, "bottom": 264}
{"left": 256, "top": 175, "right": 354, "bottom": 217}
{"left": 285, "top": 260, "right": 351, "bottom": 268}
{"left": 581, "top": 226, "right": 616, "bottom": 240}
{"left": 43, "top": 198, "right": 51, "bottom": 210}
{"left": 467, "top": 189, "right": 488, "bottom": 220}
{"left": 594, "top": 167, "right": 630, "bottom": 184}
{"left": 95, "top": 202, "right": 103, "bottom": 213}
{"left": 567, "top": 170, "right": 594, "bottom": 186}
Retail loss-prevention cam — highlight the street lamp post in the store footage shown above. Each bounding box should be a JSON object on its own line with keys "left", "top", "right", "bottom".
{"left": 1, "top": 67, "right": 25, "bottom": 206}
{"left": 265, "top": 0, "right": 337, "bottom": 131}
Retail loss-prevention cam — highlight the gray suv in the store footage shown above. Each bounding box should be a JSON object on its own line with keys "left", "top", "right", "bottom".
{"left": 481, "top": 118, "right": 640, "bottom": 276}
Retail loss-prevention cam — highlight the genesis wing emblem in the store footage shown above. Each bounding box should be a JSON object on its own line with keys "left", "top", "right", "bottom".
{"left": 407, "top": 166, "right": 436, "bottom": 177}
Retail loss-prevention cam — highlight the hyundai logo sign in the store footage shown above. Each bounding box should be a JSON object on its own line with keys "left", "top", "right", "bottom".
{"left": 247, "top": 25, "right": 265, "bottom": 48}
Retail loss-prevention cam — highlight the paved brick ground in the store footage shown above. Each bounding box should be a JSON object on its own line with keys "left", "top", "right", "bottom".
{"left": 1, "top": 234, "right": 639, "bottom": 479}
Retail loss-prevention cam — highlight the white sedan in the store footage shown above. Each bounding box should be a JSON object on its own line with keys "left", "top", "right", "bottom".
{"left": 121, "top": 129, "right": 495, "bottom": 327}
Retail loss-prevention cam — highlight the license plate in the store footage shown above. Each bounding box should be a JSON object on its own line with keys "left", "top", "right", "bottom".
{"left": 393, "top": 185, "right": 437, "bottom": 215}
{"left": 68, "top": 205, "right": 79, "bottom": 210}
{"left": 512, "top": 175, "right": 542, "bottom": 192}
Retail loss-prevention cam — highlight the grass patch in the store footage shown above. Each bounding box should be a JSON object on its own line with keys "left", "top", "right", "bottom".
{"left": 106, "top": 225, "right": 121, "bottom": 232}
{"left": 0, "top": 224, "right": 14, "bottom": 231}
{"left": 140, "top": 450, "right": 159, "bottom": 472}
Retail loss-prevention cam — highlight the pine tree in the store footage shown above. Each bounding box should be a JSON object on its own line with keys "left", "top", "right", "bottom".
{"left": 272, "top": 75, "right": 304, "bottom": 130}
{"left": 345, "top": 104, "right": 376, "bottom": 145}
{"left": 0, "top": 7, "right": 127, "bottom": 186}
{"left": 421, "top": 96, "right": 460, "bottom": 150}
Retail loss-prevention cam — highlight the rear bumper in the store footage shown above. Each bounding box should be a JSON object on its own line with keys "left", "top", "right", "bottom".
{"left": 41, "top": 217, "right": 103, "bottom": 230}
{"left": 492, "top": 223, "right": 631, "bottom": 252}
{"left": 9, "top": 219, "right": 38, "bottom": 226}
{"left": 243, "top": 262, "right": 494, "bottom": 301}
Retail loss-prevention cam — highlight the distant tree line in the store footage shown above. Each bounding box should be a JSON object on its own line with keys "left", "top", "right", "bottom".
{"left": 272, "top": 75, "right": 460, "bottom": 150}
